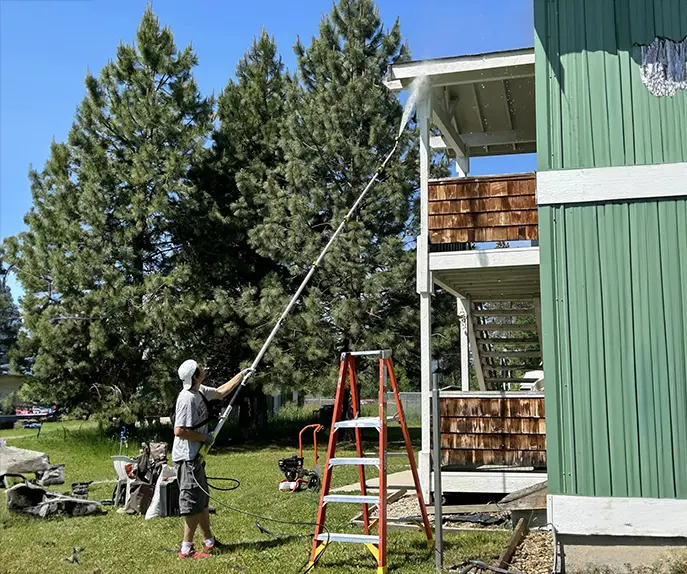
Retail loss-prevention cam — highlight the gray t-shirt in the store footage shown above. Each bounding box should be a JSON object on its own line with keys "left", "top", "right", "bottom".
{"left": 172, "top": 385, "right": 220, "bottom": 463}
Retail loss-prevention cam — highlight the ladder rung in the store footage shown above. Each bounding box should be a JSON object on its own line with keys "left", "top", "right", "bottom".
{"left": 329, "top": 457, "right": 380, "bottom": 467}
{"left": 334, "top": 417, "right": 381, "bottom": 430}
{"left": 323, "top": 495, "right": 379, "bottom": 505}
{"left": 316, "top": 533, "right": 379, "bottom": 544}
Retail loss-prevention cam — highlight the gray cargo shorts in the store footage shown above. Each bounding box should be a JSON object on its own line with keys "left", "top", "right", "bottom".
{"left": 175, "top": 457, "right": 209, "bottom": 516}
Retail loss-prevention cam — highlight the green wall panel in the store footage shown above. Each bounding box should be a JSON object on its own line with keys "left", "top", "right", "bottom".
{"left": 535, "top": 0, "right": 687, "bottom": 171}
{"left": 540, "top": 199, "right": 687, "bottom": 498}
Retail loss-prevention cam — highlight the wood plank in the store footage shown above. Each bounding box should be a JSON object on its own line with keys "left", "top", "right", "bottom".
{"left": 428, "top": 196, "right": 536, "bottom": 215}
{"left": 441, "top": 433, "right": 547, "bottom": 451}
{"left": 440, "top": 416, "right": 546, "bottom": 436}
{"left": 429, "top": 174, "right": 536, "bottom": 201}
{"left": 429, "top": 210, "right": 539, "bottom": 230}
{"left": 497, "top": 518, "right": 528, "bottom": 569}
{"left": 441, "top": 449, "right": 547, "bottom": 469}
{"left": 429, "top": 225, "right": 538, "bottom": 243}
{"left": 440, "top": 397, "right": 546, "bottom": 418}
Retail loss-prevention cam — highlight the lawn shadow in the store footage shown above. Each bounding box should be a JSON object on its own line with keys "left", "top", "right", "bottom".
{"left": 212, "top": 534, "right": 309, "bottom": 553}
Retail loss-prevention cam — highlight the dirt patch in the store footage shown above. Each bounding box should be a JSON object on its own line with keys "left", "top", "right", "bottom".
{"left": 510, "top": 531, "right": 554, "bottom": 574}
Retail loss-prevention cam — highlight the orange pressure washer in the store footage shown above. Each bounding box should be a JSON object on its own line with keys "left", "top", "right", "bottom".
{"left": 278, "top": 424, "right": 323, "bottom": 493}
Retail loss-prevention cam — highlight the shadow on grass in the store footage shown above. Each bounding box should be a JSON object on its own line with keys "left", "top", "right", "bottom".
{"left": 213, "top": 534, "right": 309, "bottom": 553}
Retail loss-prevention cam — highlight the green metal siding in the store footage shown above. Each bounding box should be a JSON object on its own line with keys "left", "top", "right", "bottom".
{"left": 540, "top": 199, "right": 687, "bottom": 498}
{"left": 535, "top": 0, "right": 687, "bottom": 171}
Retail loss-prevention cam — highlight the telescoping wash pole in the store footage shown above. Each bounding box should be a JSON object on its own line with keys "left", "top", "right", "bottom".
{"left": 200, "top": 136, "right": 401, "bottom": 458}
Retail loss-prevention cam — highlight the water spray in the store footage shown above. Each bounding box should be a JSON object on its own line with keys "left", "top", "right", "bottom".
{"left": 203, "top": 75, "right": 431, "bottom": 456}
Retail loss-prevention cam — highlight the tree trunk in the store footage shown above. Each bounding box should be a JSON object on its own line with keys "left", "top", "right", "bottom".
{"left": 238, "top": 382, "right": 269, "bottom": 438}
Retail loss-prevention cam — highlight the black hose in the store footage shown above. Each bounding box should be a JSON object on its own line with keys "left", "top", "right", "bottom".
{"left": 192, "top": 470, "right": 330, "bottom": 573}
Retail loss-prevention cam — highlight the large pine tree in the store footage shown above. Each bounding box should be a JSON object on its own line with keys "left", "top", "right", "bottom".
{"left": 3, "top": 9, "right": 213, "bottom": 417}
{"left": 189, "top": 30, "right": 288, "bottom": 432}
{"left": 243, "top": 0, "right": 423, "bottom": 395}
{"left": 0, "top": 268, "right": 20, "bottom": 375}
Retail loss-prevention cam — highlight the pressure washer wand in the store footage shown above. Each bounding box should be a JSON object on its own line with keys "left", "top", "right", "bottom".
{"left": 204, "top": 136, "right": 401, "bottom": 452}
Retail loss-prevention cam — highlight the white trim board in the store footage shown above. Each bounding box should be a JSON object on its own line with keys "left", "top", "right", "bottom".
{"left": 439, "top": 391, "right": 544, "bottom": 399}
{"left": 432, "top": 471, "right": 547, "bottom": 494}
{"left": 430, "top": 247, "right": 540, "bottom": 271}
{"left": 548, "top": 494, "right": 687, "bottom": 537}
{"left": 538, "top": 163, "right": 687, "bottom": 205}
{"left": 385, "top": 48, "right": 534, "bottom": 89}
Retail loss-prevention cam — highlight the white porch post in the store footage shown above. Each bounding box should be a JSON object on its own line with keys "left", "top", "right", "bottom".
{"left": 457, "top": 298, "right": 470, "bottom": 391}
{"left": 417, "top": 92, "right": 433, "bottom": 504}
{"left": 462, "top": 296, "right": 487, "bottom": 391}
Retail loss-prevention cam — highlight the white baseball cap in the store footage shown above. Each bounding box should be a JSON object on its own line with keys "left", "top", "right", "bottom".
{"left": 178, "top": 359, "right": 198, "bottom": 390}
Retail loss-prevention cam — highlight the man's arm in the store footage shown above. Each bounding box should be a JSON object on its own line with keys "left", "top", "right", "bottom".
{"left": 174, "top": 426, "right": 210, "bottom": 443}
{"left": 215, "top": 369, "right": 251, "bottom": 399}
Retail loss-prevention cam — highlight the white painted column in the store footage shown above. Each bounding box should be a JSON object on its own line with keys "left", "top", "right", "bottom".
{"left": 457, "top": 298, "right": 470, "bottom": 391}
{"left": 462, "top": 296, "right": 486, "bottom": 391}
{"left": 417, "top": 92, "right": 433, "bottom": 503}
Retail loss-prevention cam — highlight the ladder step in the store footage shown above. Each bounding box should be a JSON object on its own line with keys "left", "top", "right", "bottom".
{"left": 481, "top": 351, "right": 541, "bottom": 358}
{"left": 478, "top": 338, "right": 539, "bottom": 345}
{"left": 473, "top": 310, "right": 534, "bottom": 317}
{"left": 323, "top": 495, "right": 379, "bottom": 505}
{"left": 484, "top": 364, "right": 543, "bottom": 372}
{"left": 316, "top": 533, "right": 379, "bottom": 544}
{"left": 474, "top": 324, "right": 537, "bottom": 332}
{"left": 334, "top": 417, "right": 381, "bottom": 430}
{"left": 329, "top": 457, "right": 380, "bottom": 467}
{"left": 347, "top": 349, "right": 391, "bottom": 357}
{"left": 486, "top": 377, "right": 541, "bottom": 384}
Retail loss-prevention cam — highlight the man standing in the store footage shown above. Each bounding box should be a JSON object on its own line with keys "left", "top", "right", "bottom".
{"left": 172, "top": 359, "right": 252, "bottom": 559}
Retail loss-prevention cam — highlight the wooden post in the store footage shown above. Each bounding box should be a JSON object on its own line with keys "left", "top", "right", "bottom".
{"left": 497, "top": 518, "right": 528, "bottom": 570}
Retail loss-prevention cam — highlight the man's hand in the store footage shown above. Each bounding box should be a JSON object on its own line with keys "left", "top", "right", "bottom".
{"left": 203, "top": 433, "right": 215, "bottom": 447}
{"left": 240, "top": 367, "right": 255, "bottom": 382}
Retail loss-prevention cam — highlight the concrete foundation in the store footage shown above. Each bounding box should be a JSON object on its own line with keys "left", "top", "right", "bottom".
{"left": 559, "top": 535, "right": 687, "bottom": 573}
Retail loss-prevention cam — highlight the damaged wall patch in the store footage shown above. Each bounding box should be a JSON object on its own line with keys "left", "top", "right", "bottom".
{"left": 639, "top": 37, "right": 687, "bottom": 97}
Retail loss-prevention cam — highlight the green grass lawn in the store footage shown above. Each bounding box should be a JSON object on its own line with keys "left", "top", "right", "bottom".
{"left": 1, "top": 421, "right": 507, "bottom": 574}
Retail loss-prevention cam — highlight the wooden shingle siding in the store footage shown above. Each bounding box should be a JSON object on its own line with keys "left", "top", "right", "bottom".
{"left": 440, "top": 394, "right": 546, "bottom": 470}
{"left": 428, "top": 173, "right": 537, "bottom": 244}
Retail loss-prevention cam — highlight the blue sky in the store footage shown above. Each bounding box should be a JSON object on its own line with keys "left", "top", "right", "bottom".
{"left": 0, "top": 0, "right": 535, "bottom": 301}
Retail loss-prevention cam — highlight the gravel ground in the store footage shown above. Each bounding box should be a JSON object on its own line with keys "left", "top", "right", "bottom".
{"left": 367, "top": 494, "right": 508, "bottom": 530}
{"left": 369, "top": 493, "right": 422, "bottom": 519}
{"left": 511, "top": 531, "right": 554, "bottom": 574}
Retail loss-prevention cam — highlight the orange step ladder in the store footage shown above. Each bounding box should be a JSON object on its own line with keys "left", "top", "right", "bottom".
{"left": 308, "top": 350, "right": 433, "bottom": 573}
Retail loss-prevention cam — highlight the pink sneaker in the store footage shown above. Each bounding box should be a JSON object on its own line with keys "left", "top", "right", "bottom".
{"left": 178, "top": 545, "right": 212, "bottom": 559}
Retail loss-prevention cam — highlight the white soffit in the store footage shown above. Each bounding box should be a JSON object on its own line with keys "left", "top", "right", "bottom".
{"left": 385, "top": 48, "right": 536, "bottom": 158}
